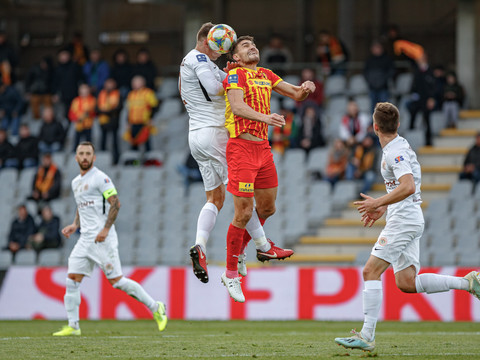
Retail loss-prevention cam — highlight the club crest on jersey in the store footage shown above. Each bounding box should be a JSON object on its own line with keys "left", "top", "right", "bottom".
{"left": 378, "top": 237, "right": 387, "bottom": 246}
{"left": 239, "top": 182, "right": 254, "bottom": 193}
{"left": 196, "top": 54, "right": 207, "bottom": 62}
{"left": 228, "top": 74, "right": 238, "bottom": 84}
{"left": 394, "top": 155, "right": 404, "bottom": 163}
{"left": 104, "top": 178, "right": 110, "bottom": 184}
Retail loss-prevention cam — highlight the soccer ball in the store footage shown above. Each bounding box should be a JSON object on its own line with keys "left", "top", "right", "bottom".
{"left": 207, "top": 24, "right": 237, "bottom": 54}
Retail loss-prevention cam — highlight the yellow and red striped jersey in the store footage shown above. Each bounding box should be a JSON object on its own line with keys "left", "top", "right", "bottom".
{"left": 127, "top": 88, "right": 158, "bottom": 125}
{"left": 223, "top": 67, "right": 282, "bottom": 140}
{"left": 68, "top": 95, "right": 96, "bottom": 131}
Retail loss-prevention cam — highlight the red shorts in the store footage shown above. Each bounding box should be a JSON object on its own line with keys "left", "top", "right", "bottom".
{"left": 226, "top": 138, "right": 278, "bottom": 198}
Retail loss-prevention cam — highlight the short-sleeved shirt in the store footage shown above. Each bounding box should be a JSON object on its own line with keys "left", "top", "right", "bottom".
{"left": 381, "top": 135, "right": 423, "bottom": 223}
{"left": 71, "top": 166, "right": 118, "bottom": 239}
{"left": 180, "top": 49, "right": 226, "bottom": 131}
{"left": 223, "top": 67, "right": 282, "bottom": 140}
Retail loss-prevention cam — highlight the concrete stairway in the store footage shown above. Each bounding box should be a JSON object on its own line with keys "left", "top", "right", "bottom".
{"left": 286, "top": 110, "right": 479, "bottom": 265}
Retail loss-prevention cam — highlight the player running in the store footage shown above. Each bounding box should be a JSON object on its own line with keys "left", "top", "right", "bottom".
{"left": 221, "top": 36, "right": 315, "bottom": 302}
{"left": 180, "top": 23, "right": 293, "bottom": 284}
{"left": 52, "top": 142, "right": 167, "bottom": 336}
{"left": 335, "top": 102, "right": 480, "bottom": 352}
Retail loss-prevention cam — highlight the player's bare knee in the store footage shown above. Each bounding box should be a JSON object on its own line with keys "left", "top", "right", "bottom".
{"left": 108, "top": 276, "right": 123, "bottom": 286}
{"left": 211, "top": 197, "right": 224, "bottom": 211}
{"left": 68, "top": 273, "right": 83, "bottom": 282}
{"left": 233, "top": 209, "right": 253, "bottom": 227}
{"left": 396, "top": 277, "right": 416, "bottom": 293}
{"left": 257, "top": 205, "right": 276, "bottom": 219}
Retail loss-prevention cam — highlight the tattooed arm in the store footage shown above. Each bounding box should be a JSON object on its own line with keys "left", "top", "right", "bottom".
{"left": 95, "top": 195, "right": 121, "bottom": 243}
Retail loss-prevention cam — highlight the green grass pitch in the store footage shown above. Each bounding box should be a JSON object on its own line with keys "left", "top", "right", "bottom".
{"left": 1, "top": 320, "right": 480, "bottom": 359}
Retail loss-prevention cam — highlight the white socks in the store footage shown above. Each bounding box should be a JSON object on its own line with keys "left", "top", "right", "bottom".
{"left": 114, "top": 277, "right": 158, "bottom": 313}
{"left": 415, "top": 273, "right": 469, "bottom": 294}
{"left": 245, "top": 210, "right": 270, "bottom": 252}
{"left": 64, "top": 278, "right": 81, "bottom": 329}
{"left": 195, "top": 202, "right": 219, "bottom": 253}
{"left": 361, "top": 280, "right": 382, "bottom": 342}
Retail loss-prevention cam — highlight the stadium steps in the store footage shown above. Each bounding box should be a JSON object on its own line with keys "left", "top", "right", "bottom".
{"left": 293, "top": 236, "right": 377, "bottom": 257}
{"left": 284, "top": 253, "right": 356, "bottom": 263}
{"left": 436, "top": 128, "right": 477, "bottom": 147}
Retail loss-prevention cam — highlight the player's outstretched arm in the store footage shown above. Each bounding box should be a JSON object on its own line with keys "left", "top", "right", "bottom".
{"left": 62, "top": 209, "right": 79, "bottom": 239}
{"left": 273, "top": 80, "right": 315, "bottom": 101}
{"left": 95, "top": 194, "right": 121, "bottom": 243}
{"left": 227, "top": 88, "right": 285, "bottom": 127}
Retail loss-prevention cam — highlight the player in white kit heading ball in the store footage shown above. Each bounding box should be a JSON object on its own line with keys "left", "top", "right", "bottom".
{"left": 53, "top": 141, "right": 167, "bottom": 336}
{"left": 335, "top": 102, "right": 480, "bottom": 352}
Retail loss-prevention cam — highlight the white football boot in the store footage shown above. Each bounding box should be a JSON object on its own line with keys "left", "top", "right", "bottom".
{"left": 335, "top": 329, "right": 376, "bottom": 352}
{"left": 464, "top": 271, "right": 480, "bottom": 300}
{"left": 238, "top": 253, "right": 247, "bottom": 277}
{"left": 221, "top": 272, "right": 245, "bottom": 302}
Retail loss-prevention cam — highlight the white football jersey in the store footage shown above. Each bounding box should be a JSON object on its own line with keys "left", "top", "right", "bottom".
{"left": 179, "top": 49, "right": 226, "bottom": 131}
{"left": 380, "top": 135, "right": 424, "bottom": 223}
{"left": 71, "top": 166, "right": 117, "bottom": 240}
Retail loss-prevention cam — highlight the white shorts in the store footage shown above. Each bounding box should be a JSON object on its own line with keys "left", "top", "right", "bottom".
{"left": 370, "top": 220, "right": 424, "bottom": 274}
{"left": 188, "top": 127, "right": 229, "bottom": 192}
{"left": 68, "top": 232, "right": 122, "bottom": 279}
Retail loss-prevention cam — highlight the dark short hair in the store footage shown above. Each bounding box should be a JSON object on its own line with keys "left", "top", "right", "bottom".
{"left": 77, "top": 141, "right": 95, "bottom": 153}
{"left": 197, "top": 22, "right": 214, "bottom": 42}
{"left": 373, "top": 102, "right": 399, "bottom": 134}
{"left": 229, "top": 35, "right": 255, "bottom": 60}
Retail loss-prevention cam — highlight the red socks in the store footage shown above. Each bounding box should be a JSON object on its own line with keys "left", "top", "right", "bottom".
{"left": 226, "top": 223, "right": 245, "bottom": 278}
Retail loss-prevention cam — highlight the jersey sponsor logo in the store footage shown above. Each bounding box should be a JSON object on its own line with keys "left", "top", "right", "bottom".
{"left": 104, "top": 178, "right": 110, "bottom": 183}
{"left": 78, "top": 200, "right": 95, "bottom": 209}
{"left": 228, "top": 74, "right": 239, "bottom": 84}
{"left": 394, "top": 155, "right": 405, "bottom": 163}
{"left": 238, "top": 182, "right": 254, "bottom": 193}
{"left": 84, "top": 184, "right": 89, "bottom": 191}
{"left": 247, "top": 79, "right": 271, "bottom": 87}
{"left": 196, "top": 54, "right": 207, "bottom": 62}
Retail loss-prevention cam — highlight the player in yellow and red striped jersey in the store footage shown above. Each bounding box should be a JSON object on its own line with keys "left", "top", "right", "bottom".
{"left": 220, "top": 36, "right": 316, "bottom": 302}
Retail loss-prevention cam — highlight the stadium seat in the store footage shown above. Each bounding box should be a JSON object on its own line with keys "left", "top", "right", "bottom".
{"left": 325, "top": 96, "right": 348, "bottom": 117}
{"left": 37, "top": 249, "right": 63, "bottom": 266}
{"left": 430, "top": 111, "right": 447, "bottom": 136}
{"left": 306, "top": 147, "right": 329, "bottom": 174}
{"left": 17, "top": 167, "right": 37, "bottom": 199}
{"left": 394, "top": 72, "right": 414, "bottom": 96}
{"left": 331, "top": 180, "right": 358, "bottom": 210}
{"left": 403, "top": 129, "right": 425, "bottom": 151}
{"left": 94, "top": 151, "right": 113, "bottom": 169}
{"left": 118, "top": 151, "right": 142, "bottom": 166}
{"left": 0, "top": 251, "right": 12, "bottom": 270}
{"left": 157, "top": 77, "right": 179, "bottom": 99}
{"left": 156, "top": 98, "right": 183, "bottom": 120}
{"left": 348, "top": 74, "right": 369, "bottom": 96}
{"left": 457, "top": 250, "right": 480, "bottom": 267}
{"left": 449, "top": 180, "right": 474, "bottom": 200}
{"left": 14, "top": 251, "right": 37, "bottom": 265}
{"left": 354, "top": 250, "right": 371, "bottom": 265}
{"left": 430, "top": 248, "right": 456, "bottom": 266}
{"left": 0, "top": 168, "right": 18, "bottom": 189}
{"left": 354, "top": 95, "right": 371, "bottom": 114}
{"left": 324, "top": 75, "right": 347, "bottom": 97}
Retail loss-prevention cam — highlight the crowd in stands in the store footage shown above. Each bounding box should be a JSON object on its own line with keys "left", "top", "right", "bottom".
{"left": 0, "top": 25, "right": 476, "bottom": 258}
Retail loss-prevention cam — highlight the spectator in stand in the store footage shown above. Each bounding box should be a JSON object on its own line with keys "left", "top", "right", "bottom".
{"left": 4, "top": 204, "right": 36, "bottom": 256}
{"left": 66, "top": 31, "right": 90, "bottom": 66}
{"left": 316, "top": 30, "right": 349, "bottom": 75}
{"left": 0, "top": 79, "right": 23, "bottom": 137}
{"left": 345, "top": 134, "right": 377, "bottom": 195}
{"left": 339, "top": 99, "right": 371, "bottom": 148}
{"left": 296, "top": 68, "right": 324, "bottom": 110}
{"left": 432, "top": 65, "right": 446, "bottom": 111}
{"left": 177, "top": 153, "right": 202, "bottom": 194}
{"left": 25, "top": 56, "right": 54, "bottom": 119}
{"left": 443, "top": 71, "right": 465, "bottom": 128}
{"left": 28, "top": 205, "right": 62, "bottom": 253}
{"left": 132, "top": 48, "right": 157, "bottom": 90}
{"left": 124, "top": 75, "right": 158, "bottom": 151}
{"left": 53, "top": 49, "right": 84, "bottom": 121}
{"left": 364, "top": 41, "right": 395, "bottom": 114}
{"left": 111, "top": 48, "right": 133, "bottom": 100}
{"left": 296, "top": 103, "right": 325, "bottom": 154}
{"left": 15, "top": 124, "right": 39, "bottom": 169}
{"left": 83, "top": 49, "right": 110, "bottom": 95}
{"left": 459, "top": 132, "right": 480, "bottom": 184}
{"left": 30, "top": 152, "right": 62, "bottom": 206}
{"left": 271, "top": 107, "right": 295, "bottom": 154}
{"left": 407, "top": 53, "right": 436, "bottom": 146}
{"left": 0, "top": 128, "right": 17, "bottom": 169}
{"left": 38, "top": 106, "right": 65, "bottom": 154}
{"left": 69, "top": 84, "right": 96, "bottom": 150}
{"left": 0, "top": 30, "right": 18, "bottom": 85}
{"left": 261, "top": 34, "right": 293, "bottom": 76}
{"left": 97, "top": 78, "right": 121, "bottom": 164}
{"left": 325, "top": 139, "right": 349, "bottom": 187}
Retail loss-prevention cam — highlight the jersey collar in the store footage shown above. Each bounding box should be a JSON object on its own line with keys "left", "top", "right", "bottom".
{"left": 382, "top": 135, "right": 401, "bottom": 153}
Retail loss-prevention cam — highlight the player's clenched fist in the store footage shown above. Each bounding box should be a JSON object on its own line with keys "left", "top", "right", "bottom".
{"left": 264, "top": 113, "right": 285, "bottom": 127}
{"left": 300, "top": 80, "right": 316, "bottom": 94}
